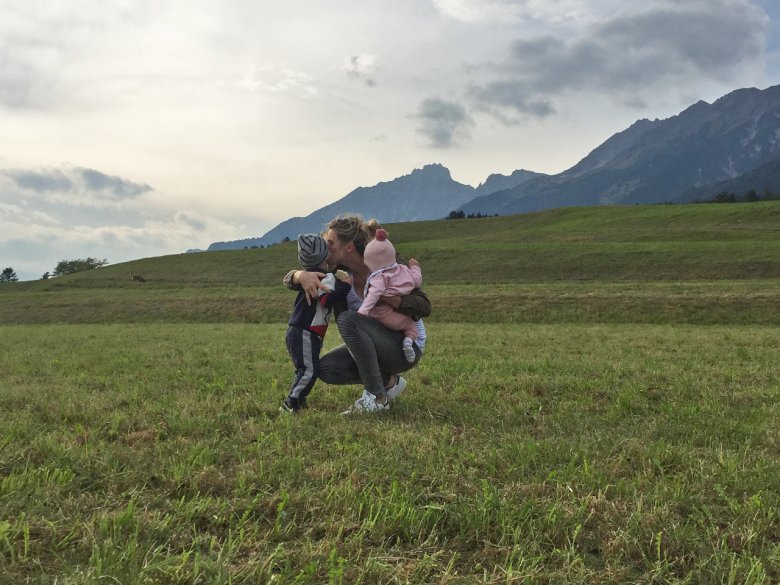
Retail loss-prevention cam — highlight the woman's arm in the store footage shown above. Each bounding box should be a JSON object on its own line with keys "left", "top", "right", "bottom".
{"left": 382, "top": 255, "right": 430, "bottom": 319}
{"left": 392, "top": 288, "right": 431, "bottom": 319}
{"left": 283, "top": 270, "right": 303, "bottom": 290}
{"left": 283, "top": 269, "right": 328, "bottom": 304}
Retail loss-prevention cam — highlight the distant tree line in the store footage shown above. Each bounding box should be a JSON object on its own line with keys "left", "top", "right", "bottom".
{"left": 692, "top": 187, "right": 780, "bottom": 204}
{"left": 1, "top": 257, "right": 109, "bottom": 283}
{"left": 242, "top": 237, "right": 292, "bottom": 250}
{"left": 445, "top": 210, "right": 499, "bottom": 220}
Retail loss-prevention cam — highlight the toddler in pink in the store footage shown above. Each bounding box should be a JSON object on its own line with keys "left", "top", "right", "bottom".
{"left": 358, "top": 229, "right": 422, "bottom": 362}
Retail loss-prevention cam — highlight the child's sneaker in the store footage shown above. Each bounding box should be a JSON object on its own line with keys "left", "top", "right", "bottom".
{"left": 280, "top": 396, "right": 307, "bottom": 413}
{"left": 402, "top": 338, "right": 416, "bottom": 363}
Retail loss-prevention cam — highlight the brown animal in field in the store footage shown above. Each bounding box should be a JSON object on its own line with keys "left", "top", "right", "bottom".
{"left": 130, "top": 272, "right": 146, "bottom": 282}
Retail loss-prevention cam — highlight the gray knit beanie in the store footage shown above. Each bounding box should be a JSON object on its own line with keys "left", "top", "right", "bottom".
{"left": 297, "top": 233, "right": 328, "bottom": 268}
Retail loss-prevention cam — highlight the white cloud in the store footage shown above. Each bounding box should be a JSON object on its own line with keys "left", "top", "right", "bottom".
{"left": 236, "top": 64, "right": 319, "bottom": 96}
{"left": 343, "top": 54, "right": 378, "bottom": 86}
{"left": 0, "top": 201, "right": 61, "bottom": 226}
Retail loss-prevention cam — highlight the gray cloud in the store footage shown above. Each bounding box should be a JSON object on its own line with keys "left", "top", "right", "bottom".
{"left": 1, "top": 169, "right": 223, "bottom": 279}
{"left": 4, "top": 166, "right": 152, "bottom": 199}
{"left": 5, "top": 168, "right": 73, "bottom": 192}
{"left": 469, "top": 0, "right": 768, "bottom": 122}
{"left": 411, "top": 98, "right": 475, "bottom": 148}
{"left": 469, "top": 81, "right": 555, "bottom": 123}
{"left": 175, "top": 212, "right": 207, "bottom": 232}
{"left": 79, "top": 168, "right": 152, "bottom": 198}
{"left": 1, "top": 166, "right": 154, "bottom": 239}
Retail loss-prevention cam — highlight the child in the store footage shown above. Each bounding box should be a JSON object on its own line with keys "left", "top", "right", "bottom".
{"left": 282, "top": 233, "right": 350, "bottom": 412}
{"left": 358, "top": 229, "right": 422, "bottom": 363}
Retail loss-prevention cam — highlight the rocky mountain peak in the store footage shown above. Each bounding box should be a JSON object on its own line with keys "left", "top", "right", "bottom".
{"left": 409, "top": 163, "right": 452, "bottom": 180}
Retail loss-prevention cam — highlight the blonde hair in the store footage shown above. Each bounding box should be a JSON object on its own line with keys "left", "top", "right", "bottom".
{"left": 326, "top": 214, "right": 384, "bottom": 255}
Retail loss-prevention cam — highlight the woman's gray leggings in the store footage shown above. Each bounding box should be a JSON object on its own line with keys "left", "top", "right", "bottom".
{"left": 319, "top": 310, "right": 421, "bottom": 397}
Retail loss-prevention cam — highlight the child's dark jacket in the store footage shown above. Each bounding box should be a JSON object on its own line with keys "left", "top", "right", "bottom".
{"left": 287, "top": 268, "right": 350, "bottom": 337}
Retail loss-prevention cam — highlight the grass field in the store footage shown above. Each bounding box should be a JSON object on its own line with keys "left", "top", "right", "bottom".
{"left": 1, "top": 203, "right": 780, "bottom": 583}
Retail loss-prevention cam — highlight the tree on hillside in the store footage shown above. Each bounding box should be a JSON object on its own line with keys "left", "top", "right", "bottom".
{"left": 1, "top": 267, "right": 19, "bottom": 282}
{"left": 53, "top": 257, "right": 109, "bottom": 277}
{"left": 714, "top": 191, "right": 737, "bottom": 203}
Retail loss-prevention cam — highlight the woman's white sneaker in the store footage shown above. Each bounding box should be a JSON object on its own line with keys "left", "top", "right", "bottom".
{"left": 340, "top": 389, "right": 390, "bottom": 415}
{"left": 386, "top": 375, "right": 407, "bottom": 401}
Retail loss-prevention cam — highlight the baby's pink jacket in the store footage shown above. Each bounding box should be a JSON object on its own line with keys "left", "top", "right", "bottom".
{"left": 358, "top": 263, "right": 422, "bottom": 316}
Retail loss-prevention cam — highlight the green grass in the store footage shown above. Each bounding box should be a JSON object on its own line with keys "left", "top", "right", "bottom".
{"left": 1, "top": 202, "right": 780, "bottom": 583}
{"left": 0, "top": 323, "right": 778, "bottom": 583}
{"left": 3, "top": 279, "right": 780, "bottom": 326}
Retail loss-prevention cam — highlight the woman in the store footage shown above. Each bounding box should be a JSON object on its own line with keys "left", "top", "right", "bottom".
{"left": 283, "top": 214, "right": 430, "bottom": 413}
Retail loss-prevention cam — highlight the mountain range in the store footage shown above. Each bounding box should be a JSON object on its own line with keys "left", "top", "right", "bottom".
{"left": 205, "top": 166, "right": 543, "bottom": 250}
{"left": 206, "top": 84, "right": 780, "bottom": 251}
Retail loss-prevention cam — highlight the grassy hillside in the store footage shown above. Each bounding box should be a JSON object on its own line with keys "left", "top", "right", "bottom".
{"left": 2, "top": 202, "right": 780, "bottom": 324}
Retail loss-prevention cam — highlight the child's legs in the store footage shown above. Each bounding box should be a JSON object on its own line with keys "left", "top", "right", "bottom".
{"left": 286, "top": 327, "right": 322, "bottom": 400}
{"left": 367, "top": 305, "right": 417, "bottom": 340}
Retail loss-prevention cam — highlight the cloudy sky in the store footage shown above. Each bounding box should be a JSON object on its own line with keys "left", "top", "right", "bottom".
{"left": 2, "top": 0, "right": 779, "bottom": 280}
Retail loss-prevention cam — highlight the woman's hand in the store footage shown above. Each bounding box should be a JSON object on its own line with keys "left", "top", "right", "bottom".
{"left": 296, "top": 270, "right": 329, "bottom": 304}
{"left": 380, "top": 295, "right": 401, "bottom": 309}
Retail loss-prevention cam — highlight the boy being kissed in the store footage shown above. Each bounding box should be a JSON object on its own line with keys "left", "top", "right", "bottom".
{"left": 281, "top": 233, "right": 350, "bottom": 412}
